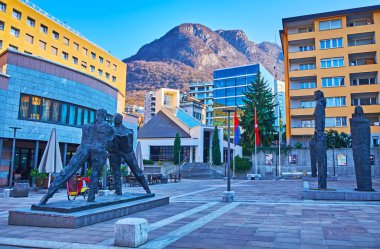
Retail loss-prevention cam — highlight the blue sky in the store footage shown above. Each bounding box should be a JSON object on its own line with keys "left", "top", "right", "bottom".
{"left": 31, "top": 0, "right": 380, "bottom": 60}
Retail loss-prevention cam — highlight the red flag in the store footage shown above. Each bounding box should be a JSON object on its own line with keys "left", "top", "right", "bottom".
{"left": 254, "top": 108, "right": 260, "bottom": 146}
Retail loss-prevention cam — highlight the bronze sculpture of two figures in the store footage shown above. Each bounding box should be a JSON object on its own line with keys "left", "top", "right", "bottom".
{"left": 39, "top": 109, "right": 151, "bottom": 205}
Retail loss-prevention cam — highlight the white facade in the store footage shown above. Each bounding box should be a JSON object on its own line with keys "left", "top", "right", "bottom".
{"left": 189, "top": 82, "right": 214, "bottom": 126}
{"left": 138, "top": 88, "right": 225, "bottom": 163}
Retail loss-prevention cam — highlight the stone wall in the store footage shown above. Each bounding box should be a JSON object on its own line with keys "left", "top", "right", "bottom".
{"left": 249, "top": 148, "right": 380, "bottom": 177}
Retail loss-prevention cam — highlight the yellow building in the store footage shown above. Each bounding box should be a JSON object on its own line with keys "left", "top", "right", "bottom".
{"left": 280, "top": 5, "right": 380, "bottom": 147}
{"left": 0, "top": 0, "right": 126, "bottom": 112}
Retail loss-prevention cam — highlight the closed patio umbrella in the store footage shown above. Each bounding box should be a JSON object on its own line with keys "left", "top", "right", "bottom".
{"left": 136, "top": 141, "right": 144, "bottom": 171}
{"left": 38, "top": 128, "right": 63, "bottom": 187}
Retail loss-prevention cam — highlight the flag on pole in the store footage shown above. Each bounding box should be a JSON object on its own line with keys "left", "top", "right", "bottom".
{"left": 254, "top": 108, "right": 260, "bottom": 146}
{"left": 234, "top": 112, "right": 241, "bottom": 146}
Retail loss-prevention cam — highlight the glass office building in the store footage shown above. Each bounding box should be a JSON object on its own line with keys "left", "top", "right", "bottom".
{"left": 213, "top": 64, "right": 274, "bottom": 133}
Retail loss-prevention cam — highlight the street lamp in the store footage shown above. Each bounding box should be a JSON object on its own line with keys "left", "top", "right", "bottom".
{"left": 222, "top": 108, "right": 235, "bottom": 202}
{"left": 9, "top": 127, "right": 21, "bottom": 188}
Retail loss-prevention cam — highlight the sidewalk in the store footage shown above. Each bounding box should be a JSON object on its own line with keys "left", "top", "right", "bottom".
{"left": 0, "top": 178, "right": 380, "bottom": 248}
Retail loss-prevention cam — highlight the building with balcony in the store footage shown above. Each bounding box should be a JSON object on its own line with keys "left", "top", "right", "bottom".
{"left": 143, "top": 91, "right": 156, "bottom": 124}
{"left": 180, "top": 94, "right": 206, "bottom": 124}
{"left": 189, "top": 82, "right": 213, "bottom": 126}
{"left": 0, "top": 1, "right": 131, "bottom": 186}
{"left": 280, "top": 5, "right": 380, "bottom": 147}
{"left": 213, "top": 64, "right": 274, "bottom": 135}
{"left": 0, "top": 0, "right": 126, "bottom": 112}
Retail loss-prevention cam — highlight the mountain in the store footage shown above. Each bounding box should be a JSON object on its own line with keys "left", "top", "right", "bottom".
{"left": 123, "top": 23, "right": 283, "bottom": 106}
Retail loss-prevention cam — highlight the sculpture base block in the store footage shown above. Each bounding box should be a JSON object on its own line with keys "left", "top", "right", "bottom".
{"left": 303, "top": 183, "right": 380, "bottom": 201}
{"left": 8, "top": 193, "right": 169, "bottom": 228}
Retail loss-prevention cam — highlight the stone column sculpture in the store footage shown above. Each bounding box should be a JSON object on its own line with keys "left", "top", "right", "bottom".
{"left": 309, "top": 134, "right": 317, "bottom": 177}
{"left": 313, "top": 90, "right": 327, "bottom": 189}
{"left": 39, "top": 109, "right": 114, "bottom": 205}
{"left": 350, "top": 106, "right": 374, "bottom": 191}
{"left": 109, "top": 114, "right": 151, "bottom": 195}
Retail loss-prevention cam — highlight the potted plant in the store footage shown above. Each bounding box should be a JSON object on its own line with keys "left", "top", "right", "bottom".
{"left": 30, "top": 169, "right": 39, "bottom": 187}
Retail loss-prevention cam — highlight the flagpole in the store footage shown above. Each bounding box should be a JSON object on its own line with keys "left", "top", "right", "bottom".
{"left": 278, "top": 105, "right": 281, "bottom": 179}
{"left": 254, "top": 107, "right": 258, "bottom": 175}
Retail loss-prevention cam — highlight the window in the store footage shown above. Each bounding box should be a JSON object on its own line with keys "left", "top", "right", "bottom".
{"left": 91, "top": 52, "right": 96, "bottom": 59}
{"left": 301, "top": 100, "right": 316, "bottom": 108}
{"left": 82, "top": 47, "right": 88, "bottom": 55}
{"left": 99, "top": 56, "right": 103, "bottom": 63}
{"left": 326, "top": 97, "right": 346, "bottom": 107}
{"left": 81, "top": 61, "right": 87, "bottom": 69}
{"left": 30, "top": 96, "right": 41, "bottom": 120}
{"left": 326, "top": 117, "right": 347, "bottom": 127}
{"left": 112, "top": 64, "right": 117, "bottom": 71}
{"left": 39, "top": 40, "right": 46, "bottom": 50}
{"left": 12, "top": 9, "right": 22, "bottom": 20}
{"left": 90, "top": 65, "right": 95, "bottom": 72}
{"left": 0, "top": 1, "right": 6, "bottom": 12}
{"left": 41, "top": 98, "right": 51, "bottom": 121}
{"left": 10, "top": 27, "right": 20, "bottom": 37}
{"left": 40, "top": 24, "right": 48, "bottom": 34}
{"left": 300, "top": 81, "right": 316, "bottom": 89}
{"left": 25, "top": 33, "right": 34, "bottom": 44}
{"left": 68, "top": 105, "right": 76, "bottom": 125}
{"left": 27, "top": 17, "right": 35, "bottom": 27}
{"left": 72, "top": 56, "right": 78, "bottom": 64}
{"left": 63, "top": 37, "right": 69, "bottom": 46}
{"left": 319, "top": 19, "right": 342, "bottom": 31}
{"left": 0, "top": 21, "right": 4, "bottom": 30}
{"left": 0, "top": 40, "right": 2, "bottom": 49}
{"left": 322, "top": 77, "right": 344, "bottom": 87}
{"left": 298, "top": 27, "right": 314, "bottom": 33}
{"left": 301, "top": 120, "right": 315, "bottom": 128}
{"left": 98, "top": 69, "right": 103, "bottom": 76}
{"left": 24, "top": 51, "right": 32, "bottom": 55}
{"left": 105, "top": 73, "right": 110, "bottom": 79}
{"left": 19, "top": 95, "right": 29, "bottom": 119}
{"left": 299, "top": 45, "right": 314, "bottom": 51}
{"left": 106, "top": 60, "right": 110, "bottom": 67}
{"left": 52, "top": 30, "right": 59, "bottom": 40}
{"left": 299, "top": 63, "right": 315, "bottom": 70}
{"left": 352, "top": 97, "right": 377, "bottom": 106}
{"left": 351, "top": 77, "right": 377, "bottom": 86}
{"left": 321, "top": 57, "right": 344, "bottom": 68}
{"left": 73, "top": 42, "right": 79, "bottom": 51}
{"left": 50, "top": 46, "right": 58, "bottom": 56}
{"left": 320, "top": 38, "right": 343, "bottom": 49}
{"left": 112, "top": 76, "right": 116, "bottom": 82}
{"left": 9, "top": 45, "right": 18, "bottom": 51}
{"left": 62, "top": 51, "right": 68, "bottom": 60}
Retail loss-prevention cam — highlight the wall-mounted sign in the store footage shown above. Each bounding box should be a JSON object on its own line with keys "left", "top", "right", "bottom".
{"left": 265, "top": 154, "right": 273, "bottom": 165}
{"left": 289, "top": 154, "right": 297, "bottom": 164}
{"left": 337, "top": 154, "right": 347, "bottom": 166}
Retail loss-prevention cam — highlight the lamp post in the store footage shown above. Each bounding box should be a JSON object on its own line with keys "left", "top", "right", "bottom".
{"left": 9, "top": 127, "right": 21, "bottom": 188}
{"left": 222, "top": 109, "right": 235, "bottom": 200}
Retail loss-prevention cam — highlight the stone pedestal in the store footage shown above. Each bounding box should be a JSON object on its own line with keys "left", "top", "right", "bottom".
{"left": 98, "top": 190, "right": 111, "bottom": 196}
{"left": 13, "top": 183, "right": 30, "bottom": 197}
{"left": 3, "top": 189, "right": 12, "bottom": 198}
{"left": 114, "top": 218, "right": 148, "bottom": 247}
{"left": 222, "top": 191, "right": 235, "bottom": 202}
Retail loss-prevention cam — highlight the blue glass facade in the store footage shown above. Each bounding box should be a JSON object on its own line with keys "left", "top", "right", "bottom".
{"left": 213, "top": 64, "right": 274, "bottom": 130}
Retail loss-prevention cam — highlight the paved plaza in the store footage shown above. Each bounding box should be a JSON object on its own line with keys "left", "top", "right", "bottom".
{"left": 0, "top": 178, "right": 380, "bottom": 249}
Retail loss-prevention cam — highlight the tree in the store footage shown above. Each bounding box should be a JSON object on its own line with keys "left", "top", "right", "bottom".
{"left": 173, "top": 132, "right": 181, "bottom": 164}
{"left": 326, "top": 129, "right": 351, "bottom": 149}
{"left": 212, "top": 126, "right": 222, "bottom": 165}
{"left": 240, "top": 71, "right": 277, "bottom": 147}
